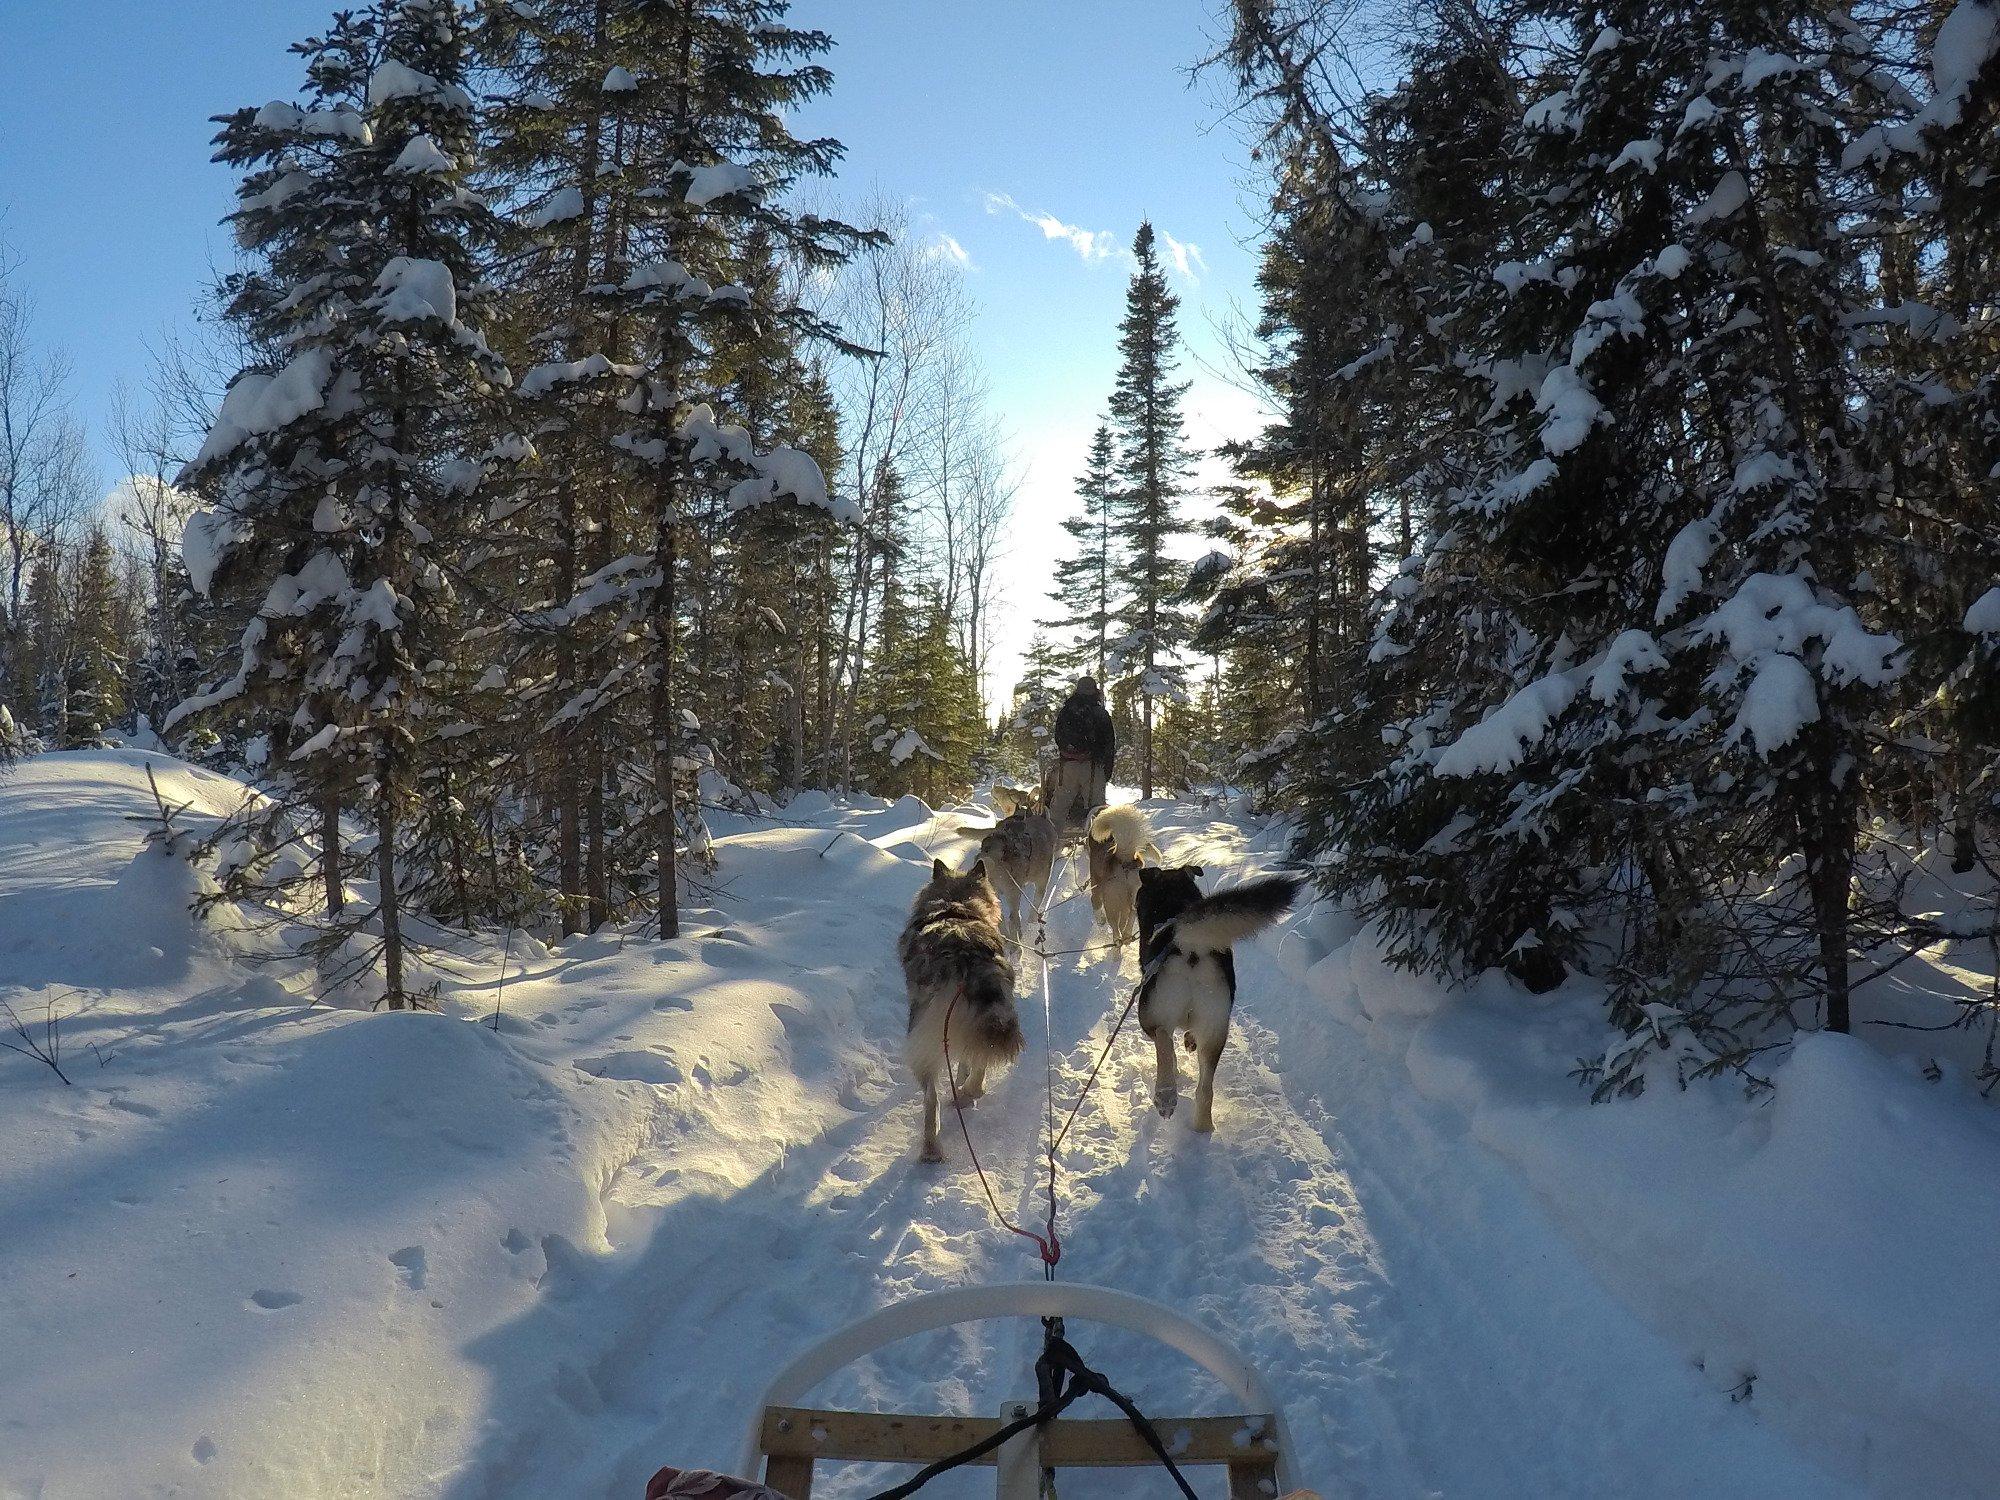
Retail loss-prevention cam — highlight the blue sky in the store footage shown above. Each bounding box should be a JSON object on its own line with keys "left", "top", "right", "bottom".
{"left": 0, "top": 0, "right": 1271, "bottom": 698}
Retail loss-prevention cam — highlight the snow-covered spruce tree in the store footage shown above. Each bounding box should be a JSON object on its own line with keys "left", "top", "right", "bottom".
{"left": 479, "top": 0, "right": 653, "bottom": 933}
{"left": 20, "top": 548, "right": 70, "bottom": 744}
{"left": 61, "top": 528, "right": 130, "bottom": 747}
{"left": 856, "top": 462, "right": 979, "bottom": 798}
{"left": 1224, "top": 0, "right": 2000, "bottom": 1087}
{"left": 1002, "top": 630, "right": 1066, "bottom": 772}
{"left": 862, "top": 579, "right": 984, "bottom": 803}
{"left": 1213, "top": 140, "right": 1386, "bottom": 747}
{"left": 1044, "top": 423, "right": 1119, "bottom": 680}
{"left": 1262, "top": 16, "right": 1612, "bottom": 992}
{"left": 685, "top": 241, "right": 847, "bottom": 796}
{"left": 172, "top": 0, "right": 510, "bottom": 1006}
{"left": 488, "top": 0, "right": 868, "bottom": 939}
{"left": 1369, "top": 4, "right": 1915, "bottom": 1050}
{"left": 1609, "top": 6, "right": 1925, "bottom": 1050}
{"left": 1216, "top": 4, "right": 1528, "bottom": 834}
{"left": 1356, "top": 8, "right": 1794, "bottom": 1009}
{"left": 1846, "top": 0, "right": 2000, "bottom": 879}
{"left": 1105, "top": 222, "right": 1197, "bottom": 798}
{"left": 1185, "top": 488, "right": 1305, "bottom": 798}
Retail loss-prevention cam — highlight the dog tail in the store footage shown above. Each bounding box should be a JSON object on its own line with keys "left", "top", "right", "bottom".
{"left": 966, "top": 970, "right": 1026, "bottom": 1059}
{"left": 1088, "top": 803, "right": 1153, "bottom": 861}
{"left": 1166, "top": 875, "right": 1303, "bottom": 950}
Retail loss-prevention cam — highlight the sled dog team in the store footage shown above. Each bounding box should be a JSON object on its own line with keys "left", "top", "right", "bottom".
{"left": 899, "top": 781, "right": 1301, "bottom": 1163}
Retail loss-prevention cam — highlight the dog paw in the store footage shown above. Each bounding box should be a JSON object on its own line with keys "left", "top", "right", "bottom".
{"left": 919, "top": 1141, "right": 946, "bottom": 1165}
{"left": 1153, "top": 1088, "right": 1178, "bottom": 1118}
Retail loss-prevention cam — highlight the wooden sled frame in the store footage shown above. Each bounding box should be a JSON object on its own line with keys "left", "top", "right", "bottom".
{"left": 742, "top": 1281, "right": 1301, "bottom": 1497}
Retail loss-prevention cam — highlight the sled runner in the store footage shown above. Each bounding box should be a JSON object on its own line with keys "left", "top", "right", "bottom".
{"left": 726, "top": 1281, "right": 1305, "bottom": 1498}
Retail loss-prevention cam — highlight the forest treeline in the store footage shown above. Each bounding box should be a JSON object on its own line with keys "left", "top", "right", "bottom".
{"left": 0, "top": 0, "right": 1222, "bottom": 1004}
{"left": 2, "top": 0, "right": 1995, "bottom": 1073}
{"left": 1203, "top": 0, "right": 1999, "bottom": 1087}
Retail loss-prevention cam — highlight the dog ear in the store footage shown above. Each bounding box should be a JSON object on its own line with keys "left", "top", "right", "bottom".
{"left": 970, "top": 858, "right": 990, "bottom": 883}
{"left": 932, "top": 858, "right": 949, "bottom": 880}
{"left": 1187, "top": 865, "right": 1206, "bottom": 879}
{"left": 1139, "top": 867, "right": 1160, "bottom": 884}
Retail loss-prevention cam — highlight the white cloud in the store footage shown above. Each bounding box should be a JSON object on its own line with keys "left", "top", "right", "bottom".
{"left": 1158, "top": 228, "right": 1209, "bottom": 283}
{"left": 924, "top": 231, "right": 973, "bottom": 269}
{"left": 102, "top": 474, "right": 193, "bottom": 550}
{"left": 982, "top": 191, "right": 1130, "bottom": 267}
{"left": 981, "top": 192, "right": 1207, "bottom": 282}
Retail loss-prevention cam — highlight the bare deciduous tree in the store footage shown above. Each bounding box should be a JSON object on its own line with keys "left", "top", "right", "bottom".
{"left": 0, "top": 253, "right": 94, "bottom": 713}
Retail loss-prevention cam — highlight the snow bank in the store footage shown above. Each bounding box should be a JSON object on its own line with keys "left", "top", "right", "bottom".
{"left": 0, "top": 752, "right": 928, "bottom": 1497}
{"left": 1307, "top": 913, "right": 2000, "bottom": 1498}
{"left": 0, "top": 1008, "right": 620, "bottom": 1497}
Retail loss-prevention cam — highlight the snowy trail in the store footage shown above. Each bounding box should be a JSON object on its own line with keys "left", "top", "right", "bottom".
{"left": 8, "top": 755, "right": 1989, "bottom": 1498}
{"left": 443, "top": 801, "right": 1848, "bottom": 1499}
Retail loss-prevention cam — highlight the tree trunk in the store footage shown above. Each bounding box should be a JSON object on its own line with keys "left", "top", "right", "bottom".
{"left": 653, "top": 473, "right": 681, "bottom": 940}
{"left": 557, "top": 479, "right": 584, "bottom": 937}
{"left": 378, "top": 747, "right": 405, "bottom": 1009}
{"left": 1306, "top": 462, "right": 1323, "bottom": 724}
{"left": 553, "top": 4, "right": 606, "bottom": 939}
{"left": 1141, "top": 695, "right": 1155, "bottom": 801}
{"left": 321, "top": 790, "right": 344, "bottom": 918}
{"left": 1804, "top": 765, "right": 1858, "bottom": 1034}
{"left": 586, "top": 736, "right": 608, "bottom": 931}
{"left": 1950, "top": 762, "right": 1978, "bottom": 874}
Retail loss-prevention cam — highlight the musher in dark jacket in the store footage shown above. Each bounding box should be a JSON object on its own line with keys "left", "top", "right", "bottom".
{"left": 1045, "top": 676, "right": 1115, "bottom": 831}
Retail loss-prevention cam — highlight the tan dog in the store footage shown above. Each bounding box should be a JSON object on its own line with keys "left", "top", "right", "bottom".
{"left": 960, "top": 785, "right": 1058, "bottom": 945}
{"left": 1086, "top": 804, "right": 1158, "bottom": 945}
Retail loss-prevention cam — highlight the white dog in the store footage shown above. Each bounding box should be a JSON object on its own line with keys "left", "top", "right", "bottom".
{"left": 1086, "top": 804, "right": 1158, "bottom": 945}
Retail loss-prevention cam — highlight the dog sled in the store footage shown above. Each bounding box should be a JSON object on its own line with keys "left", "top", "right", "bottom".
{"left": 639, "top": 1281, "right": 1308, "bottom": 1498}
{"left": 1041, "top": 749, "right": 1105, "bottom": 838}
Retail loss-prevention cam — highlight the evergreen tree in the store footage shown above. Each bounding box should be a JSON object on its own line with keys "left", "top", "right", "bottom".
{"left": 862, "top": 580, "right": 984, "bottom": 803}
{"left": 1221, "top": 0, "right": 2000, "bottom": 1089}
{"left": 1186, "top": 503, "right": 1305, "bottom": 797}
{"left": 172, "top": 0, "right": 511, "bottom": 1005}
{"left": 21, "top": 548, "right": 69, "bottom": 744}
{"left": 1105, "top": 222, "right": 1196, "bottom": 797}
{"left": 1002, "top": 630, "right": 1066, "bottom": 773}
{"left": 1852, "top": 0, "right": 2000, "bottom": 882}
{"left": 62, "top": 528, "right": 127, "bottom": 745}
{"left": 1044, "top": 424, "right": 1118, "bottom": 678}
{"left": 483, "top": 0, "right": 870, "bottom": 939}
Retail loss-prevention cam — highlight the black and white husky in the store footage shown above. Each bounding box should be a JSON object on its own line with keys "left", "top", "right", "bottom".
{"left": 900, "top": 859, "right": 1027, "bottom": 1163}
{"left": 1135, "top": 866, "right": 1302, "bottom": 1134}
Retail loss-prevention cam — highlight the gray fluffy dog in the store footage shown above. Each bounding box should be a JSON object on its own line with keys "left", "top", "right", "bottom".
{"left": 899, "top": 859, "right": 1027, "bottom": 1163}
